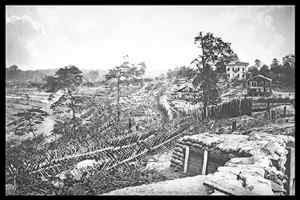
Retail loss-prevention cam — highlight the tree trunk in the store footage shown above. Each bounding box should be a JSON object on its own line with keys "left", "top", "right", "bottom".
{"left": 67, "top": 89, "right": 76, "bottom": 120}
{"left": 117, "top": 76, "right": 120, "bottom": 123}
{"left": 203, "top": 101, "right": 208, "bottom": 120}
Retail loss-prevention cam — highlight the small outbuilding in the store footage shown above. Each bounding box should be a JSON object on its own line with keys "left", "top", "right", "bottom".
{"left": 247, "top": 74, "right": 272, "bottom": 96}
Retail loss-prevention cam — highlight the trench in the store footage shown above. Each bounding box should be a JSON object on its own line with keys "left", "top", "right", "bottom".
{"left": 170, "top": 144, "right": 251, "bottom": 176}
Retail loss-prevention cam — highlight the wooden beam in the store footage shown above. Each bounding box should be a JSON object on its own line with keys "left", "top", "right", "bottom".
{"left": 202, "top": 149, "right": 208, "bottom": 175}
{"left": 203, "top": 180, "right": 259, "bottom": 196}
{"left": 183, "top": 146, "right": 190, "bottom": 173}
{"left": 289, "top": 147, "right": 295, "bottom": 195}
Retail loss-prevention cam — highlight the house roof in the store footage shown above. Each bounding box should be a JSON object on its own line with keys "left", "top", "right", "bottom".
{"left": 227, "top": 61, "right": 249, "bottom": 66}
{"left": 249, "top": 74, "right": 272, "bottom": 82}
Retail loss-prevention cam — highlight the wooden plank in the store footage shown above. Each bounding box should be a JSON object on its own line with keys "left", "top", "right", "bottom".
{"left": 171, "top": 157, "right": 184, "bottom": 165}
{"left": 202, "top": 149, "right": 208, "bottom": 175}
{"left": 170, "top": 159, "right": 184, "bottom": 166}
{"left": 203, "top": 180, "right": 259, "bottom": 196}
{"left": 172, "top": 155, "right": 184, "bottom": 162}
{"left": 173, "top": 151, "right": 184, "bottom": 158}
{"left": 289, "top": 147, "right": 295, "bottom": 195}
{"left": 183, "top": 146, "right": 190, "bottom": 173}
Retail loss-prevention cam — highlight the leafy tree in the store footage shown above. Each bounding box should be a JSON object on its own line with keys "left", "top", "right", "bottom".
{"left": 192, "top": 32, "right": 237, "bottom": 114}
{"left": 8, "top": 65, "right": 19, "bottom": 72}
{"left": 282, "top": 55, "right": 295, "bottom": 87}
{"left": 166, "top": 66, "right": 197, "bottom": 80}
{"left": 43, "top": 65, "right": 83, "bottom": 119}
{"left": 248, "top": 66, "right": 259, "bottom": 77}
{"left": 270, "top": 58, "right": 280, "bottom": 70}
{"left": 282, "top": 54, "right": 295, "bottom": 68}
{"left": 105, "top": 59, "right": 146, "bottom": 128}
{"left": 42, "top": 76, "right": 58, "bottom": 92}
{"left": 54, "top": 65, "right": 83, "bottom": 90}
{"left": 176, "top": 66, "right": 197, "bottom": 80}
{"left": 259, "top": 64, "right": 271, "bottom": 77}
{"left": 254, "top": 59, "right": 262, "bottom": 69}
{"left": 215, "top": 53, "right": 239, "bottom": 74}
{"left": 12, "top": 108, "right": 48, "bottom": 138}
{"left": 270, "top": 58, "right": 284, "bottom": 84}
{"left": 6, "top": 65, "right": 21, "bottom": 80}
{"left": 268, "top": 56, "right": 295, "bottom": 87}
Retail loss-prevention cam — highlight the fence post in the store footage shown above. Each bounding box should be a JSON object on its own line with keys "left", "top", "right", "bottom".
{"left": 271, "top": 110, "right": 275, "bottom": 121}
{"left": 249, "top": 99, "right": 252, "bottom": 116}
{"left": 232, "top": 120, "right": 237, "bottom": 131}
{"left": 202, "top": 148, "right": 208, "bottom": 175}
{"left": 183, "top": 146, "right": 190, "bottom": 173}
{"left": 239, "top": 99, "right": 242, "bottom": 116}
{"left": 289, "top": 147, "right": 295, "bottom": 195}
{"left": 264, "top": 111, "right": 269, "bottom": 120}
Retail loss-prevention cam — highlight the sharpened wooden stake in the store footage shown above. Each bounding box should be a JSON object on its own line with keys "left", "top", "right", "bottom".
{"left": 202, "top": 148, "right": 208, "bottom": 175}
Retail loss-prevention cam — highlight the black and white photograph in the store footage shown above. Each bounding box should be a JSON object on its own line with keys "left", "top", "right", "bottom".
{"left": 5, "top": 5, "right": 295, "bottom": 196}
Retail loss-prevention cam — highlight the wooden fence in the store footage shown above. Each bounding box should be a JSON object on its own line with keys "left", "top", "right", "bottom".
{"left": 251, "top": 97, "right": 294, "bottom": 112}
{"left": 182, "top": 98, "right": 252, "bottom": 121}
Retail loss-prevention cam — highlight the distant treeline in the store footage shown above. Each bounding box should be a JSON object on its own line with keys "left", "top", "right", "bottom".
{"left": 5, "top": 65, "right": 106, "bottom": 84}
{"left": 6, "top": 65, "right": 55, "bottom": 83}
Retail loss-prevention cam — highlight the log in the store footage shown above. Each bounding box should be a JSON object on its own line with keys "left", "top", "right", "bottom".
{"left": 172, "top": 153, "right": 184, "bottom": 160}
{"left": 170, "top": 163, "right": 183, "bottom": 170}
{"left": 170, "top": 159, "right": 184, "bottom": 166}
{"left": 203, "top": 180, "right": 259, "bottom": 196}
{"left": 172, "top": 156, "right": 185, "bottom": 163}
{"left": 172, "top": 151, "right": 184, "bottom": 158}
{"left": 174, "top": 147, "right": 184, "bottom": 154}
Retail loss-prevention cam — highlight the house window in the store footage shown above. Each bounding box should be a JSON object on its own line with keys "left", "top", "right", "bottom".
{"left": 237, "top": 74, "right": 239, "bottom": 78}
{"left": 252, "top": 81, "right": 257, "bottom": 87}
{"left": 227, "top": 68, "right": 230, "bottom": 71}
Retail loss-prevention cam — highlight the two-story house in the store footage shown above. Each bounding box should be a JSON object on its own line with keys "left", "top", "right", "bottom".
{"left": 247, "top": 74, "right": 272, "bottom": 96}
{"left": 226, "top": 61, "right": 249, "bottom": 81}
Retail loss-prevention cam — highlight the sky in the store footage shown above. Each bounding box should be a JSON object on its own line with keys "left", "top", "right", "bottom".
{"left": 6, "top": 6, "right": 295, "bottom": 77}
